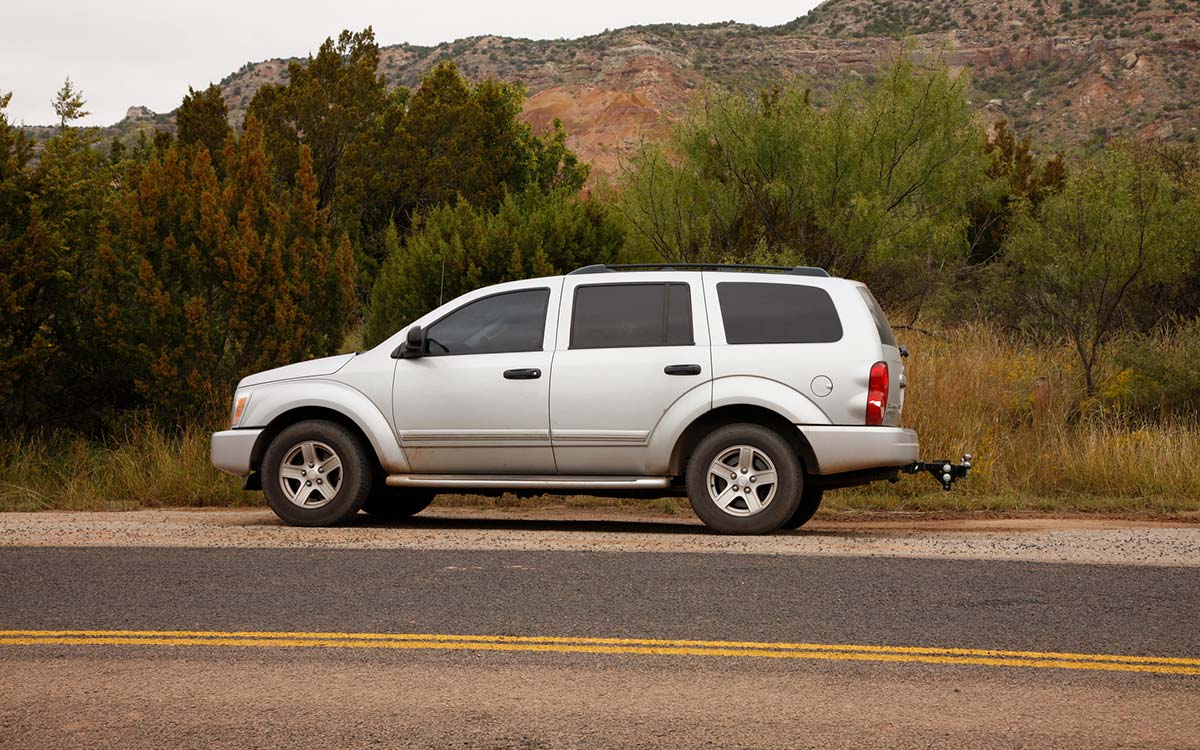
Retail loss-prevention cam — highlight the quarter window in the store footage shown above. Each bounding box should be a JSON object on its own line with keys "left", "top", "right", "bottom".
{"left": 424, "top": 288, "right": 549, "bottom": 355}
{"left": 570, "top": 283, "right": 694, "bottom": 349}
{"left": 857, "top": 287, "right": 898, "bottom": 348}
{"left": 717, "top": 282, "right": 842, "bottom": 345}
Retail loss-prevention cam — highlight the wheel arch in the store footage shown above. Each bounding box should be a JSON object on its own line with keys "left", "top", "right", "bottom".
{"left": 250, "top": 406, "right": 396, "bottom": 478}
{"left": 668, "top": 404, "right": 818, "bottom": 478}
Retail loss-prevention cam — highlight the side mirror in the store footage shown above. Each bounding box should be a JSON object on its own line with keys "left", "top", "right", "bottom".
{"left": 393, "top": 325, "right": 426, "bottom": 359}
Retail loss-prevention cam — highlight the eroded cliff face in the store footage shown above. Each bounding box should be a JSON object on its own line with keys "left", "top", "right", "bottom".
{"left": 108, "top": 1, "right": 1200, "bottom": 179}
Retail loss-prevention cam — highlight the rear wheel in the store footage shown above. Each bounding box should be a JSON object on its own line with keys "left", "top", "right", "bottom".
{"left": 780, "top": 487, "right": 824, "bottom": 530}
{"left": 362, "top": 487, "right": 436, "bottom": 520}
{"left": 261, "top": 420, "right": 373, "bottom": 527}
{"left": 685, "top": 423, "right": 802, "bottom": 535}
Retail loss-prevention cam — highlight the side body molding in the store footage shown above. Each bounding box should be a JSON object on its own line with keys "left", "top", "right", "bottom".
{"left": 239, "top": 379, "right": 410, "bottom": 474}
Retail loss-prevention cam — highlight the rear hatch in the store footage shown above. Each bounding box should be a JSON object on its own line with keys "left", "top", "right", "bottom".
{"left": 857, "top": 287, "right": 904, "bottom": 426}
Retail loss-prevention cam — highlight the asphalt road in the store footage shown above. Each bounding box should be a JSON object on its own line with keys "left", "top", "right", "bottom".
{"left": 1, "top": 515, "right": 1198, "bottom": 748}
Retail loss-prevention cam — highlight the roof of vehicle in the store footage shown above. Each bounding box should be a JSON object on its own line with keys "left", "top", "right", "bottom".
{"left": 567, "top": 263, "right": 833, "bottom": 278}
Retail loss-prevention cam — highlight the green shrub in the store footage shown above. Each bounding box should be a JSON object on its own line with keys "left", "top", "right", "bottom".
{"left": 364, "top": 190, "right": 623, "bottom": 347}
{"left": 1107, "top": 320, "right": 1200, "bottom": 418}
{"left": 95, "top": 120, "right": 356, "bottom": 418}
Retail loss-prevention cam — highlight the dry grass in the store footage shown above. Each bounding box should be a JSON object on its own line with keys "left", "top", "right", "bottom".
{"left": 856, "top": 323, "right": 1200, "bottom": 510}
{"left": 2, "top": 324, "right": 1198, "bottom": 513}
{"left": 0, "top": 423, "right": 247, "bottom": 512}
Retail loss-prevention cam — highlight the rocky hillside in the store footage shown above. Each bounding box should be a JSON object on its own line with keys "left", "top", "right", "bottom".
{"left": 103, "top": 0, "right": 1200, "bottom": 177}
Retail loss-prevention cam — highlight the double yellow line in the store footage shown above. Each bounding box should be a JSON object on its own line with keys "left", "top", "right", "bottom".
{"left": 1, "top": 629, "right": 1197, "bottom": 676}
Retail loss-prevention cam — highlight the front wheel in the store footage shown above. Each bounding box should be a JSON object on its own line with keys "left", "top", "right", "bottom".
{"left": 685, "top": 423, "right": 803, "bottom": 535}
{"left": 261, "top": 420, "right": 374, "bottom": 527}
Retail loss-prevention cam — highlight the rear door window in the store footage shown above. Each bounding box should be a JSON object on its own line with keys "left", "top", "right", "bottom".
{"left": 716, "top": 282, "right": 842, "bottom": 344}
{"left": 570, "top": 283, "right": 694, "bottom": 349}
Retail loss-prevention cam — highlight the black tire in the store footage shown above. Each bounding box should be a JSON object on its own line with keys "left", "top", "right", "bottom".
{"left": 261, "top": 420, "right": 374, "bottom": 527}
{"left": 780, "top": 487, "right": 824, "bottom": 530}
{"left": 362, "top": 487, "right": 436, "bottom": 520}
{"left": 685, "top": 423, "right": 803, "bottom": 535}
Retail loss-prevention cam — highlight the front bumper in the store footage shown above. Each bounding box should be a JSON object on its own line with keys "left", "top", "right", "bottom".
{"left": 211, "top": 429, "right": 264, "bottom": 476}
{"left": 797, "top": 426, "right": 919, "bottom": 475}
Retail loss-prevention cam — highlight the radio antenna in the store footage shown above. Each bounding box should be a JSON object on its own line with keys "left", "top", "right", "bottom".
{"left": 438, "top": 259, "right": 445, "bottom": 306}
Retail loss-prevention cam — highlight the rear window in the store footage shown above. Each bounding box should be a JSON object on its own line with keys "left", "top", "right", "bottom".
{"left": 857, "top": 287, "right": 897, "bottom": 348}
{"left": 716, "top": 282, "right": 842, "bottom": 345}
{"left": 570, "top": 283, "right": 694, "bottom": 349}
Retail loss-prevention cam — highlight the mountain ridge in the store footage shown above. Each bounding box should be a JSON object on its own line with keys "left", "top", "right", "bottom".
{"left": 50, "top": 0, "right": 1200, "bottom": 177}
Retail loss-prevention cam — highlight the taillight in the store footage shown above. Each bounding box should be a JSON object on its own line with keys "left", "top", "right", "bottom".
{"left": 866, "top": 361, "right": 888, "bottom": 426}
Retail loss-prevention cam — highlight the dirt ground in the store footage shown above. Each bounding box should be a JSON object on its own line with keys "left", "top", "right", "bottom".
{"left": 1, "top": 507, "right": 1198, "bottom": 567}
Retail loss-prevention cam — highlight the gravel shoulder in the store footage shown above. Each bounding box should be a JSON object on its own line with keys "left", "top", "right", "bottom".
{"left": 1, "top": 507, "right": 1198, "bottom": 566}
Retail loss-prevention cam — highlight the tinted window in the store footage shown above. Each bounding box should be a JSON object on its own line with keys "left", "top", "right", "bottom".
{"left": 667, "top": 283, "right": 692, "bottom": 345}
{"left": 857, "top": 287, "right": 898, "bottom": 348}
{"left": 717, "top": 282, "right": 842, "bottom": 344}
{"left": 425, "top": 289, "right": 549, "bottom": 355}
{"left": 570, "top": 283, "right": 694, "bottom": 349}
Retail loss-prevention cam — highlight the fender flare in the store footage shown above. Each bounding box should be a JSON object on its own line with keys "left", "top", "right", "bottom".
{"left": 240, "top": 379, "right": 409, "bottom": 473}
{"left": 711, "top": 375, "right": 831, "bottom": 425}
{"left": 644, "top": 376, "right": 831, "bottom": 474}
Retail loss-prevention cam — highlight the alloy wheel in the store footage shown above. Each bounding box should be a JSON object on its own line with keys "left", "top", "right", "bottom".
{"left": 706, "top": 445, "right": 778, "bottom": 517}
{"left": 278, "top": 440, "right": 343, "bottom": 509}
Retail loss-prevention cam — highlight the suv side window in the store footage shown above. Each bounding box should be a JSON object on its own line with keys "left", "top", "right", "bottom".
{"left": 424, "top": 288, "right": 549, "bottom": 355}
{"left": 717, "top": 282, "right": 842, "bottom": 344}
{"left": 857, "top": 287, "right": 898, "bottom": 348}
{"left": 570, "top": 283, "right": 694, "bottom": 350}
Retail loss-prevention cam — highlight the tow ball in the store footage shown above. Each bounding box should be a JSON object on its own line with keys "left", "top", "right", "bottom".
{"left": 903, "top": 454, "right": 973, "bottom": 491}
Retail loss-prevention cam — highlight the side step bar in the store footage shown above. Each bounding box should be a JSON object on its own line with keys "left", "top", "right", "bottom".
{"left": 385, "top": 474, "right": 673, "bottom": 490}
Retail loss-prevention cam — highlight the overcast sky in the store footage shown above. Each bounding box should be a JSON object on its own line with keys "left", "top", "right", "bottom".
{"left": 2, "top": 0, "right": 821, "bottom": 127}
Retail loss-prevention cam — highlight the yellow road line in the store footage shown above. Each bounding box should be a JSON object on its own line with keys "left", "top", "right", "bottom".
{"left": 0, "top": 630, "right": 1197, "bottom": 675}
{"left": 2, "top": 629, "right": 1198, "bottom": 668}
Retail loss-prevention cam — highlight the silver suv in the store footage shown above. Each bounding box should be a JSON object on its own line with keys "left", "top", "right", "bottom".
{"left": 212, "top": 264, "right": 964, "bottom": 534}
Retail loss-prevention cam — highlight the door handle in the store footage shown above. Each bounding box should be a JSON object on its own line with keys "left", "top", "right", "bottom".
{"left": 664, "top": 364, "right": 702, "bottom": 376}
{"left": 503, "top": 368, "right": 542, "bottom": 380}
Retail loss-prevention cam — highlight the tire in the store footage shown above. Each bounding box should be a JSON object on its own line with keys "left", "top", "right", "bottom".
{"left": 362, "top": 487, "right": 436, "bottom": 520}
{"left": 261, "top": 420, "right": 374, "bottom": 527}
{"left": 780, "top": 487, "right": 824, "bottom": 530}
{"left": 685, "top": 423, "right": 803, "bottom": 535}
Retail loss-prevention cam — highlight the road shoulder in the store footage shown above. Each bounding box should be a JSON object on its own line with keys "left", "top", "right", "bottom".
{"left": 1, "top": 507, "right": 1198, "bottom": 566}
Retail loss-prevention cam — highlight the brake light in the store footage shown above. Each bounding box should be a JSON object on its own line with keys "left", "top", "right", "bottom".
{"left": 866, "top": 361, "right": 888, "bottom": 426}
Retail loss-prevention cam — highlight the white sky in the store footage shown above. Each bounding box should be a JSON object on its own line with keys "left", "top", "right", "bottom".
{"left": 2, "top": 0, "right": 821, "bottom": 127}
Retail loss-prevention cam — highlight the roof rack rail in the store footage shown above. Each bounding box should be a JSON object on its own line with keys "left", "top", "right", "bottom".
{"left": 567, "top": 263, "right": 830, "bottom": 277}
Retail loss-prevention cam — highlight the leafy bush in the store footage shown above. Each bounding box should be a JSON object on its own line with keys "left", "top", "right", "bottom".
{"left": 1005, "top": 147, "right": 1199, "bottom": 395}
{"left": 614, "top": 56, "right": 985, "bottom": 282}
{"left": 95, "top": 119, "right": 356, "bottom": 419}
{"left": 364, "top": 190, "right": 622, "bottom": 347}
{"left": 1107, "top": 320, "right": 1200, "bottom": 418}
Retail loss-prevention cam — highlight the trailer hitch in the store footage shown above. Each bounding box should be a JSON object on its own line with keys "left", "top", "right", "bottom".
{"left": 903, "top": 454, "right": 972, "bottom": 491}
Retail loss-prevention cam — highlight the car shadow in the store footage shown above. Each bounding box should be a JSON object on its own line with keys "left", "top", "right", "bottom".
{"left": 342, "top": 512, "right": 879, "bottom": 537}
{"left": 346, "top": 513, "right": 707, "bottom": 535}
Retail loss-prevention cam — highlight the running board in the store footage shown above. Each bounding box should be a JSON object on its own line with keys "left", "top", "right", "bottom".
{"left": 385, "top": 474, "right": 672, "bottom": 490}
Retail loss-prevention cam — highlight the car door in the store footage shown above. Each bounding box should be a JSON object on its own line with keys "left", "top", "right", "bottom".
{"left": 391, "top": 281, "right": 560, "bottom": 474}
{"left": 549, "top": 274, "right": 711, "bottom": 475}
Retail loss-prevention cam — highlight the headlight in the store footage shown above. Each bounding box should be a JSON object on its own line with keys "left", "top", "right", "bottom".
{"left": 230, "top": 391, "right": 252, "bottom": 428}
